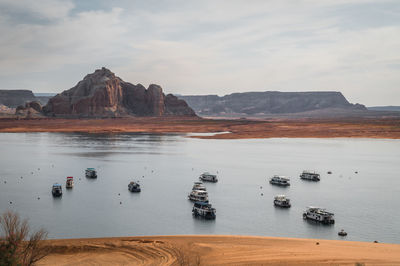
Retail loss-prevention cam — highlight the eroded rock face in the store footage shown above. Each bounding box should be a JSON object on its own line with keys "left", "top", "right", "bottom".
{"left": 15, "top": 101, "right": 43, "bottom": 117}
{"left": 43, "top": 68, "right": 196, "bottom": 117}
{"left": 178, "top": 91, "right": 367, "bottom": 116}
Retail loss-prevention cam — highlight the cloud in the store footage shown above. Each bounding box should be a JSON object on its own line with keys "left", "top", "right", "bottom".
{"left": 0, "top": 0, "right": 399, "bottom": 105}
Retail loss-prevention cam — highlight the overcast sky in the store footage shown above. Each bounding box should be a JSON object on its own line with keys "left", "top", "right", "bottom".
{"left": 0, "top": 0, "right": 399, "bottom": 105}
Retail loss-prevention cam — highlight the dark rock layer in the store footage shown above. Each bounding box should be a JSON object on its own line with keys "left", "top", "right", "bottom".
{"left": 178, "top": 91, "right": 366, "bottom": 116}
{"left": 0, "top": 90, "right": 37, "bottom": 108}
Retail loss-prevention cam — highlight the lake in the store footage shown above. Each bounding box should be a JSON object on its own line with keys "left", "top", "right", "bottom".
{"left": 0, "top": 133, "right": 399, "bottom": 243}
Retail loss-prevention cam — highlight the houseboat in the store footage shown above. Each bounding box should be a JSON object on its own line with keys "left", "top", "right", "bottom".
{"left": 300, "top": 170, "right": 320, "bottom": 181}
{"left": 66, "top": 176, "right": 74, "bottom": 189}
{"left": 269, "top": 175, "right": 290, "bottom": 186}
{"left": 199, "top": 172, "right": 218, "bottom": 182}
{"left": 192, "top": 181, "right": 206, "bottom": 191}
{"left": 188, "top": 190, "right": 209, "bottom": 202}
{"left": 52, "top": 183, "right": 62, "bottom": 197}
{"left": 273, "top": 195, "right": 291, "bottom": 208}
{"left": 85, "top": 168, "right": 97, "bottom": 178}
{"left": 303, "top": 207, "right": 335, "bottom": 224}
{"left": 128, "top": 181, "right": 141, "bottom": 192}
{"left": 192, "top": 201, "right": 216, "bottom": 219}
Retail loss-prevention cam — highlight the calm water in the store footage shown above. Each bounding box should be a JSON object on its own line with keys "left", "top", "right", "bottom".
{"left": 0, "top": 133, "right": 399, "bottom": 243}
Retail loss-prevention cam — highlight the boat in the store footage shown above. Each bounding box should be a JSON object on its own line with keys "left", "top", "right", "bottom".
{"left": 66, "top": 176, "right": 74, "bottom": 189}
{"left": 192, "top": 201, "right": 216, "bottom": 219}
{"left": 303, "top": 207, "right": 335, "bottom": 224}
{"left": 327, "top": 171, "right": 332, "bottom": 174}
{"left": 300, "top": 170, "right": 320, "bottom": 181}
{"left": 273, "top": 195, "right": 291, "bottom": 208}
{"left": 269, "top": 175, "right": 290, "bottom": 186}
{"left": 52, "top": 183, "right": 62, "bottom": 197}
{"left": 188, "top": 190, "right": 209, "bottom": 202}
{"left": 338, "top": 229, "right": 347, "bottom": 236}
{"left": 85, "top": 168, "right": 97, "bottom": 178}
{"left": 199, "top": 172, "right": 218, "bottom": 182}
{"left": 128, "top": 181, "right": 141, "bottom": 192}
{"left": 192, "top": 181, "right": 206, "bottom": 191}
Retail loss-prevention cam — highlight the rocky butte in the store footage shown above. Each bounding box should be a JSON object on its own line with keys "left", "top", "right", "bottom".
{"left": 42, "top": 67, "right": 196, "bottom": 117}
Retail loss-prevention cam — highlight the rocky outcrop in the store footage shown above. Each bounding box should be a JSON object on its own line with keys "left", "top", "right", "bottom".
{"left": 15, "top": 101, "right": 43, "bottom": 117}
{"left": 178, "top": 91, "right": 366, "bottom": 116}
{"left": 43, "top": 68, "right": 196, "bottom": 117}
{"left": 0, "top": 90, "right": 37, "bottom": 108}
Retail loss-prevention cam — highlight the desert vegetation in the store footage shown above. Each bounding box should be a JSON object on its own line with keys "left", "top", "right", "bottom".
{"left": 0, "top": 211, "right": 49, "bottom": 265}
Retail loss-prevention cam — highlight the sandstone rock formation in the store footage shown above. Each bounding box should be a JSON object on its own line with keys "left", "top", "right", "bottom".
{"left": 15, "top": 101, "right": 43, "bottom": 117}
{"left": 178, "top": 91, "right": 366, "bottom": 116}
{"left": 0, "top": 90, "right": 37, "bottom": 108}
{"left": 43, "top": 68, "right": 195, "bottom": 117}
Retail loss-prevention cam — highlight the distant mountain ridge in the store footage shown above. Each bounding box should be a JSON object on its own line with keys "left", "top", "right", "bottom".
{"left": 178, "top": 91, "right": 366, "bottom": 116}
{"left": 368, "top": 106, "right": 400, "bottom": 112}
{"left": 0, "top": 90, "right": 37, "bottom": 107}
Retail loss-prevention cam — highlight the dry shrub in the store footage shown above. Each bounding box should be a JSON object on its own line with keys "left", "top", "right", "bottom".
{"left": 0, "top": 210, "right": 49, "bottom": 265}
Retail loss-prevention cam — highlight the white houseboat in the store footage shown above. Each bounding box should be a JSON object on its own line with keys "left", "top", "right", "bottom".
{"left": 192, "top": 201, "right": 216, "bottom": 219}
{"left": 273, "top": 195, "right": 291, "bottom": 208}
{"left": 52, "top": 183, "right": 62, "bottom": 197}
{"left": 300, "top": 170, "right": 320, "bottom": 181}
{"left": 269, "top": 175, "right": 290, "bottom": 186}
{"left": 199, "top": 172, "right": 218, "bottom": 182}
{"left": 192, "top": 181, "right": 206, "bottom": 191}
{"left": 303, "top": 207, "right": 335, "bottom": 224}
{"left": 188, "top": 190, "right": 209, "bottom": 202}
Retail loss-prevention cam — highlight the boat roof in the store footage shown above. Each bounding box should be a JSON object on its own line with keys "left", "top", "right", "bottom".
{"left": 194, "top": 182, "right": 204, "bottom": 184}
{"left": 86, "top": 168, "right": 96, "bottom": 170}
{"left": 53, "top": 183, "right": 61, "bottom": 187}
{"left": 67, "top": 176, "right": 73, "bottom": 179}
{"left": 272, "top": 175, "right": 290, "bottom": 180}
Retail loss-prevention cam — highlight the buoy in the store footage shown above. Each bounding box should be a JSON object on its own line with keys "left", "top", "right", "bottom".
{"left": 9, "top": 201, "right": 12, "bottom": 204}
{"left": 4, "top": 181, "right": 6, "bottom": 184}
{"left": 21, "top": 176, "right": 23, "bottom": 179}
{"left": 120, "top": 201, "right": 122, "bottom": 204}
{"left": 261, "top": 193, "right": 263, "bottom": 196}
{"left": 260, "top": 186, "right": 262, "bottom": 189}
{"left": 118, "top": 193, "right": 120, "bottom": 196}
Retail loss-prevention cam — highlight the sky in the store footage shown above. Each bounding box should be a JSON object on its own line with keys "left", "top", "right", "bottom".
{"left": 0, "top": 0, "right": 399, "bottom": 106}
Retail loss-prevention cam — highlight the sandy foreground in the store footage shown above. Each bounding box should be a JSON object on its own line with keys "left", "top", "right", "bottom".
{"left": 36, "top": 235, "right": 400, "bottom": 265}
{"left": 0, "top": 117, "right": 399, "bottom": 139}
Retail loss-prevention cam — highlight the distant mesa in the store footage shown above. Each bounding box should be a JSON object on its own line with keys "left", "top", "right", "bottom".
{"left": 0, "top": 90, "right": 37, "bottom": 108}
{"left": 178, "top": 91, "right": 367, "bottom": 117}
{"left": 42, "top": 67, "right": 196, "bottom": 117}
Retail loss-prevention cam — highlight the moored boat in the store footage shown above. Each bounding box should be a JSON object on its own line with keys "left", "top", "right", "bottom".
{"left": 273, "top": 195, "right": 291, "bottom": 208}
{"left": 338, "top": 229, "right": 347, "bottom": 236}
{"left": 269, "top": 175, "right": 290, "bottom": 186}
{"left": 192, "top": 201, "right": 216, "bottom": 219}
{"left": 128, "top": 181, "right": 141, "bottom": 192}
{"left": 52, "top": 183, "right": 62, "bottom": 197}
{"left": 85, "top": 168, "right": 97, "bottom": 178}
{"left": 300, "top": 170, "right": 320, "bottom": 181}
{"left": 303, "top": 206, "right": 334, "bottom": 224}
{"left": 66, "top": 176, "right": 74, "bottom": 189}
{"left": 199, "top": 172, "right": 218, "bottom": 182}
{"left": 188, "top": 190, "right": 209, "bottom": 202}
{"left": 192, "top": 181, "right": 206, "bottom": 191}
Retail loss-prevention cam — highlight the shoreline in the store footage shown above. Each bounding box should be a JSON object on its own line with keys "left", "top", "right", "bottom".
{"left": 0, "top": 117, "right": 399, "bottom": 139}
{"left": 37, "top": 235, "right": 400, "bottom": 265}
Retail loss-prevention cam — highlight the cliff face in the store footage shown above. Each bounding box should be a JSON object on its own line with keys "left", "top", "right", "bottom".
{"left": 43, "top": 68, "right": 195, "bottom": 117}
{"left": 178, "top": 91, "right": 366, "bottom": 116}
{"left": 0, "top": 90, "right": 37, "bottom": 108}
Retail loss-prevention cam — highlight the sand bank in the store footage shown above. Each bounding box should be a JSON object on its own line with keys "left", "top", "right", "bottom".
{"left": 37, "top": 235, "right": 400, "bottom": 265}
{"left": 0, "top": 117, "right": 399, "bottom": 139}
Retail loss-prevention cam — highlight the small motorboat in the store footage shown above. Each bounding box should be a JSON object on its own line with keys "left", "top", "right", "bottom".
{"left": 199, "top": 172, "right": 218, "bottom": 182}
{"left": 128, "top": 181, "right": 141, "bottom": 192}
{"left": 66, "top": 176, "right": 74, "bottom": 189}
{"left": 338, "top": 229, "right": 347, "bottom": 236}
{"left": 52, "top": 183, "right": 62, "bottom": 197}
{"left": 85, "top": 168, "right": 97, "bottom": 178}
{"left": 327, "top": 171, "right": 332, "bottom": 174}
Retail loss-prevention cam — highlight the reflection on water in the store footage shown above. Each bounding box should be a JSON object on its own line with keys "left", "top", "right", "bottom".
{"left": 0, "top": 133, "right": 399, "bottom": 243}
